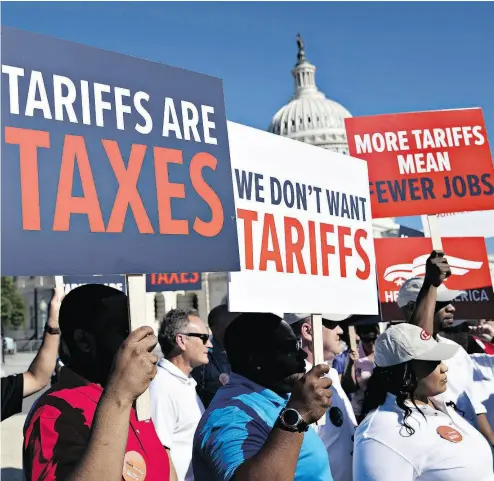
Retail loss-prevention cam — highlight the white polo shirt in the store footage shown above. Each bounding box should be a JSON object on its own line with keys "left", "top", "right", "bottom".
{"left": 434, "top": 335, "right": 487, "bottom": 426}
{"left": 307, "top": 361, "right": 357, "bottom": 481}
{"left": 354, "top": 393, "right": 494, "bottom": 481}
{"left": 150, "top": 358, "right": 205, "bottom": 481}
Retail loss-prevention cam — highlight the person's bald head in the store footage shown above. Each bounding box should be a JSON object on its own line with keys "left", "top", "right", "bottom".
{"left": 224, "top": 312, "right": 306, "bottom": 395}
{"left": 59, "top": 284, "right": 129, "bottom": 385}
{"left": 208, "top": 304, "right": 241, "bottom": 346}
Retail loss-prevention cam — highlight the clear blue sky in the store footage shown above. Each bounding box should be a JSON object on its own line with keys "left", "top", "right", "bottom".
{"left": 3, "top": 1, "right": 494, "bottom": 249}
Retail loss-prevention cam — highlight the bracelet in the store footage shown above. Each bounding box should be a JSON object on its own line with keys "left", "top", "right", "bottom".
{"left": 44, "top": 325, "right": 61, "bottom": 335}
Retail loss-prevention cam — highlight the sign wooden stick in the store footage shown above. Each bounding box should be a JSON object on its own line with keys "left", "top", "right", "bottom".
{"left": 54, "top": 276, "right": 64, "bottom": 299}
{"left": 311, "top": 314, "right": 326, "bottom": 426}
{"left": 348, "top": 326, "right": 358, "bottom": 353}
{"left": 126, "top": 274, "right": 150, "bottom": 421}
{"left": 427, "top": 215, "right": 443, "bottom": 251}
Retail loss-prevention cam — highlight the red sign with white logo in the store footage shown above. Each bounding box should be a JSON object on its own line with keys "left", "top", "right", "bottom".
{"left": 375, "top": 237, "right": 494, "bottom": 321}
{"left": 345, "top": 108, "right": 494, "bottom": 218}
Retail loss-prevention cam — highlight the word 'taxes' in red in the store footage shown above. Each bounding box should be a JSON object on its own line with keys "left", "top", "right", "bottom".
{"left": 150, "top": 272, "right": 200, "bottom": 285}
{"left": 5, "top": 126, "right": 224, "bottom": 237}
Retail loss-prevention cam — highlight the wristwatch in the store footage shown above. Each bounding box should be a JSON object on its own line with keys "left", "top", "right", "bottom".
{"left": 44, "top": 325, "right": 61, "bottom": 335}
{"left": 278, "top": 408, "right": 309, "bottom": 433}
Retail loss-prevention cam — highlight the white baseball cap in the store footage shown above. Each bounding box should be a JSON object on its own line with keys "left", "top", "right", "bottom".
{"left": 397, "top": 277, "right": 465, "bottom": 308}
{"left": 375, "top": 323, "right": 459, "bottom": 367}
{"left": 284, "top": 313, "right": 350, "bottom": 325}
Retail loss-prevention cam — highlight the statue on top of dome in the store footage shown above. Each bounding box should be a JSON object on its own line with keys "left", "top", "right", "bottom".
{"left": 296, "top": 33, "right": 307, "bottom": 64}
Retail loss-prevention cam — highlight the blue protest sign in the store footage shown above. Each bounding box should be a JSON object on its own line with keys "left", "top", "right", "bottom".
{"left": 63, "top": 275, "right": 127, "bottom": 295}
{"left": 2, "top": 28, "right": 240, "bottom": 276}
{"left": 146, "top": 272, "right": 202, "bottom": 292}
{"left": 398, "top": 225, "right": 424, "bottom": 238}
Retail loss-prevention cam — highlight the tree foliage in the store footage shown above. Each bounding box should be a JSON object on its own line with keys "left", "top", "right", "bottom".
{"left": 1, "top": 277, "right": 26, "bottom": 330}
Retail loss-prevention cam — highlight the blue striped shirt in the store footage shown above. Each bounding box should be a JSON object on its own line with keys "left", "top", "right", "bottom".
{"left": 192, "top": 373, "right": 333, "bottom": 481}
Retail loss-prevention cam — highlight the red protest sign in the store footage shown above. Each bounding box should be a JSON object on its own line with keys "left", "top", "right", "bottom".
{"left": 345, "top": 108, "right": 494, "bottom": 218}
{"left": 146, "top": 272, "right": 201, "bottom": 292}
{"left": 375, "top": 237, "right": 494, "bottom": 321}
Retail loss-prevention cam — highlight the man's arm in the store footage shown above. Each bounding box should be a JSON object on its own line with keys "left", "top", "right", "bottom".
{"left": 408, "top": 251, "right": 450, "bottom": 337}
{"left": 200, "top": 365, "right": 332, "bottom": 481}
{"left": 235, "top": 366, "right": 333, "bottom": 481}
{"left": 64, "top": 390, "right": 133, "bottom": 481}
{"left": 233, "top": 424, "right": 304, "bottom": 481}
{"left": 200, "top": 407, "right": 305, "bottom": 481}
{"left": 408, "top": 280, "right": 437, "bottom": 335}
{"left": 23, "top": 291, "right": 61, "bottom": 397}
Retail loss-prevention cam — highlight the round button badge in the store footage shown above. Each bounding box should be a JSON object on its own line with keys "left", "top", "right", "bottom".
{"left": 219, "top": 373, "right": 230, "bottom": 385}
{"left": 437, "top": 426, "right": 463, "bottom": 443}
{"left": 122, "top": 451, "right": 147, "bottom": 481}
{"left": 329, "top": 407, "right": 344, "bottom": 427}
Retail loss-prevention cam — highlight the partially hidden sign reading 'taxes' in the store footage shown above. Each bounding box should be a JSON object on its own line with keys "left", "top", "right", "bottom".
{"left": 146, "top": 273, "right": 201, "bottom": 292}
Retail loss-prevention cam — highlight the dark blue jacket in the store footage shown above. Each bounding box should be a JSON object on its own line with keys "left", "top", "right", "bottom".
{"left": 191, "top": 338, "right": 231, "bottom": 408}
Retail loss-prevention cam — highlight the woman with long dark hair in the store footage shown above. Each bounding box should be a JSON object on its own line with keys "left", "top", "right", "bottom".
{"left": 354, "top": 323, "right": 494, "bottom": 481}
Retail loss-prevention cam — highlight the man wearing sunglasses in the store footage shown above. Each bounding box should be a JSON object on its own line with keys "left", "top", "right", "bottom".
{"left": 285, "top": 313, "right": 357, "bottom": 481}
{"left": 151, "top": 308, "right": 212, "bottom": 481}
{"left": 398, "top": 251, "right": 494, "bottom": 448}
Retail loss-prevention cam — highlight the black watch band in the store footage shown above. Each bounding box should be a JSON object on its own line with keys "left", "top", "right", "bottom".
{"left": 44, "top": 325, "right": 61, "bottom": 335}
{"left": 279, "top": 408, "right": 309, "bottom": 433}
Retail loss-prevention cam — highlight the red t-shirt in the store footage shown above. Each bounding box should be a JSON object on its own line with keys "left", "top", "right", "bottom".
{"left": 23, "top": 368, "right": 170, "bottom": 481}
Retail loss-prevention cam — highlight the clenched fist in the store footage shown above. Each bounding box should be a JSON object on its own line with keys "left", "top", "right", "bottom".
{"left": 287, "top": 364, "right": 333, "bottom": 425}
{"left": 425, "top": 250, "right": 451, "bottom": 287}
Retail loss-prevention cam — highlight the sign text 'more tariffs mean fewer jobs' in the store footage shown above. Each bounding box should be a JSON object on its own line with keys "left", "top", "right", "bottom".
{"left": 345, "top": 108, "right": 494, "bottom": 218}
{"left": 1, "top": 28, "right": 240, "bottom": 276}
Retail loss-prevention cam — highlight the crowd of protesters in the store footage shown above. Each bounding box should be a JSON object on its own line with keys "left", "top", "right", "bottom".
{"left": 1, "top": 251, "right": 494, "bottom": 481}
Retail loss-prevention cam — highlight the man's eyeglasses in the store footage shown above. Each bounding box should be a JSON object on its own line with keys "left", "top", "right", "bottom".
{"left": 274, "top": 339, "right": 303, "bottom": 353}
{"left": 323, "top": 320, "right": 340, "bottom": 330}
{"left": 179, "top": 333, "right": 211, "bottom": 345}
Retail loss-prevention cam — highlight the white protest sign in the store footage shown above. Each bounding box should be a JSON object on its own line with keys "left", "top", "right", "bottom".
{"left": 227, "top": 122, "right": 378, "bottom": 315}
{"left": 422, "top": 211, "right": 494, "bottom": 238}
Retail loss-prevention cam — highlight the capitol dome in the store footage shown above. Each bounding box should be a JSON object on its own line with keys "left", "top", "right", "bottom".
{"left": 269, "top": 35, "right": 352, "bottom": 154}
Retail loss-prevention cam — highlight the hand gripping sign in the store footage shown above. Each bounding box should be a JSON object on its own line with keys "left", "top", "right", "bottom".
{"left": 345, "top": 108, "right": 494, "bottom": 219}
{"left": 374, "top": 237, "right": 494, "bottom": 321}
